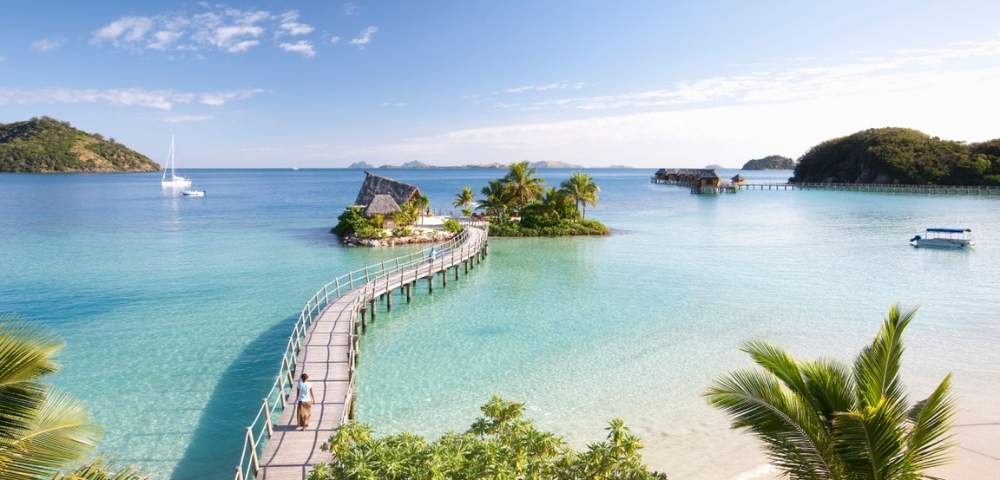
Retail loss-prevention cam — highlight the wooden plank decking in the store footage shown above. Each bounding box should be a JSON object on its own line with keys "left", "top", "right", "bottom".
{"left": 251, "top": 226, "right": 488, "bottom": 480}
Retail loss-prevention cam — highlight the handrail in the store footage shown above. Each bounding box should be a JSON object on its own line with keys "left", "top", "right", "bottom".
{"left": 233, "top": 224, "right": 488, "bottom": 480}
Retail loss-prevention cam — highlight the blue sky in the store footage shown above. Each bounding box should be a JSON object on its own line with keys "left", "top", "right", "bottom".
{"left": 3, "top": 1, "right": 1000, "bottom": 167}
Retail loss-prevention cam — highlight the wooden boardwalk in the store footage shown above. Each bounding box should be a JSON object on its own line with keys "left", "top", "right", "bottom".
{"left": 235, "top": 226, "right": 489, "bottom": 480}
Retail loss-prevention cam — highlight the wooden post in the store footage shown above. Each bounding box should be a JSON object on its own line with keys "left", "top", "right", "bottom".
{"left": 246, "top": 428, "right": 260, "bottom": 475}
{"left": 369, "top": 300, "right": 376, "bottom": 322}
{"left": 428, "top": 276, "right": 433, "bottom": 294}
{"left": 386, "top": 287, "right": 392, "bottom": 311}
{"left": 465, "top": 258, "right": 469, "bottom": 274}
{"left": 454, "top": 265, "right": 459, "bottom": 280}
{"left": 235, "top": 467, "right": 244, "bottom": 480}
{"left": 349, "top": 392, "right": 357, "bottom": 419}
{"left": 406, "top": 283, "right": 412, "bottom": 303}
{"left": 262, "top": 398, "right": 273, "bottom": 436}
{"left": 442, "top": 269, "right": 447, "bottom": 287}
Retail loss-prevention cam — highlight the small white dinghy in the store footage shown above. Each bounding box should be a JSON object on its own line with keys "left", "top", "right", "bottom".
{"left": 182, "top": 190, "right": 205, "bottom": 197}
{"left": 910, "top": 228, "right": 974, "bottom": 249}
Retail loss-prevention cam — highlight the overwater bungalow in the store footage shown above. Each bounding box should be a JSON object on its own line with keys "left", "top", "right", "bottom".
{"left": 652, "top": 168, "right": 722, "bottom": 192}
{"left": 731, "top": 174, "right": 746, "bottom": 185}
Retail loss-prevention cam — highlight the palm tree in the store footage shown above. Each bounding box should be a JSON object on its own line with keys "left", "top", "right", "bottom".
{"left": 413, "top": 194, "right": 430, "bottom": 224}
{"left": 478, "top": 180, "right": 514, "bottom": 221}
{"left": 706, "top": 305, "right": 955, "bottom": 480}
{"left": 560, "top": 171, "right": 599, "bottom": 219}
{"left": 0, "top": 318, "right": 102, "bottom": 480}
{"left": 503, "top": 161, "right": 545, "bottom": 212}
{"left": 453, "top": 186, "right": 475, "bottom": 217}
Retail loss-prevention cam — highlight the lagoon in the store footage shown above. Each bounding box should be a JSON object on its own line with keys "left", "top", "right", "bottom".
{"left": 1, "top": 168, "right": 998, "bottom": 479}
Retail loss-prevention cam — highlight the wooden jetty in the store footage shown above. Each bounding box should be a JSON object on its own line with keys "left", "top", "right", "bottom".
{"left": 735, "top": 182, "right": 1000, "bottom": 195}
{"left": 234, "top": 225, "right": 489, "bottom": 480}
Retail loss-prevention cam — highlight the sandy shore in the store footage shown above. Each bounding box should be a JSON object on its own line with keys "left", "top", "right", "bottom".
{"left": 637, "top": 410, "right": 1000, "bottom": 479}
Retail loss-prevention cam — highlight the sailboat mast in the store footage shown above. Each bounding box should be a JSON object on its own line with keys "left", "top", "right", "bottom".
{"left": 170, "top": 135, "right": 176, "bottom": 180}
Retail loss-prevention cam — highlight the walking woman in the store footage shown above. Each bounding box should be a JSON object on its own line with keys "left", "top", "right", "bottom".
{"left": 296, "top": 373, "right": 316, "bottom": 429}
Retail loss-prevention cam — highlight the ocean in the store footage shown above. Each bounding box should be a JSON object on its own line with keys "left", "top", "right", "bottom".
{"left": 1, "top": 168, "right": 997, "bottom": 479}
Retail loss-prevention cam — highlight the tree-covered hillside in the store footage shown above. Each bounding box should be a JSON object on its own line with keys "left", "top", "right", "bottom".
{"left": 792, "top": 128, "right": 1000, "bottom": 185}
{"left": 742, "top": 155, "right": 795, "bottom": 170}
{"left": 0, "top": 117, "right": 159, "bottom": 173}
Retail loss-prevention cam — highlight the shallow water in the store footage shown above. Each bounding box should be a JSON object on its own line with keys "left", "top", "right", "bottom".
{"left": 1, "top": 169, "right": 998, "bottom": 479}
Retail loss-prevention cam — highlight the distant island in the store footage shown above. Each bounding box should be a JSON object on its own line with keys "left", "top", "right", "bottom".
{"left": 352, "top": 160, "right": 588, "bottom": 169}
{"left": 742, "top": 155, "right": 795, "bottom": 170}
{"left": 792, "top": 128, "right": 1000, "bottom": 185}
{"left": 0, "top": 117, "right": 159, "bottom": 173}
{"left": 704, "top": 164, "right": 724, "bottom": 169}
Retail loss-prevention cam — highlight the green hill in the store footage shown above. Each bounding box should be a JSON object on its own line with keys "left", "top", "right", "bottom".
{"left": 792, "top": 128, "right": 1000, "bottom": 185}
{"left": 0, "top": 117, "right": 159, "bottom": 173}
{"left": 742, "top": 155, "right": 794, "bottom": 170}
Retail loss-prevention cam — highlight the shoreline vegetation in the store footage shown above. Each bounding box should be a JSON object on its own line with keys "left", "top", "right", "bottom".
{"left": 333, "top": 163, "right": 608, "bottom": 244}
{"left": 0, "top": 117, "right": 160, "bottom": 173}
{"left": 471, "top": 162, "right": 608, "bottom": 237}
{"left": 792, "top": 127, "right": 1000, "bottom": 185}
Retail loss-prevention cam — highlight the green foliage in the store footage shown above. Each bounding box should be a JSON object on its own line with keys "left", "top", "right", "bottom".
{"left": 706, "top": 305, "right": 955, "bottom": 480}
{"left": 0, "top": 317, "right": 118, "bottom": 479}
{"left": 443, "top": 218, "right": 463, "bottom": 233}
{"left": 477, "top": 167, "right": 607, "bottom": 236}
{"left": 333, "top": 207, "right": 386, "bottom": 239}
{"left": 333, "top": 207, "right": 370, "bottom": 236}
{"left": 309, "top": 396, "right": 667, "bottom": 480}
{"left": 452, "top": 186, "right": 475, "bottom": 215}
{"left": 0, "top": 117, "right": 159, "bottom": 173}
{"left": 559, "top": 172, "right": 600, "bottom": 219}
{"left": 742, "top": 155, "right": 795, "bottom": 170}
{"left": 391, "top": 226, "right": 413, "bottom": 237}
{"left": 54, "top": 458, "right": 149, "bottom": 480}
{"left": 792, "top": 128, "right": 1000, "bottom": 185}
{"left": 371, "top": 214, "right": 385, "bottom": 228}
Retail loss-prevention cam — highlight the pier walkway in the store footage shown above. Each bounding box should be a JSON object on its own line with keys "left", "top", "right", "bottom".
{"left": 234, "top": 225, "right": 489, "bottom": 480}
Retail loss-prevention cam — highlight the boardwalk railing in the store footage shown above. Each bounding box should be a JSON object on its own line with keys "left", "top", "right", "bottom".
{"left": 234, "top": 225, "right": 488, "bottom": 480}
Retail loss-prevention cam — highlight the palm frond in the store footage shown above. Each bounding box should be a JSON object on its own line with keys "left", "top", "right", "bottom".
{"left": 853, "top": 305, "right": 916, "bottom": 409}
{"left": 905, "top": 374, "right": 955, "bottom": 471}
{"left": 1, "top": 389, "right": 102, "bottom": 480}
{"left": 706, "top": 368, "right": 837, "bottom": 479}
{"left": 833, "top": 397, "right": 910, "bottom": 480}
{"left": 55, "top": 458, "right": 149, "bottom": 480}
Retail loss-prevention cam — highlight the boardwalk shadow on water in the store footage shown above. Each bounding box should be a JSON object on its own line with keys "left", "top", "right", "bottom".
{"left": 172, "top": 314, "right": 298, "bottom": 480}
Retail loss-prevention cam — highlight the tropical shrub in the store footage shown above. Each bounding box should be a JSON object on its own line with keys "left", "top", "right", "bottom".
{"left": 354, "top": 224, "right": 386, "bottom": 239}
{"left": 391, "top": 226, "right": 413, "bottom": 237}
{"left": 443, "top": 218, "right": 463, "bottom": 233}
{"left": 333, "top": 207, "right": 370, "bottom": 236}
{"left": 706, "top": 305, "right": 955, "bottom": 480}
{"left": 308, "top": 396, "right": 667, "bottom": 480}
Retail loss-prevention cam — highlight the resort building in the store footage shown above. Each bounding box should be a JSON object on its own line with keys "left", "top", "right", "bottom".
{"left": 653, "top": 168, "right": 722, "bottom": 190}
{"left": 354, "top": 171, "right": 422, "bottom": 216}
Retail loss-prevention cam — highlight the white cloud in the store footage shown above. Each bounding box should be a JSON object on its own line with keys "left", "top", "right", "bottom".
{"left": 31, "top": 38, "right": 64, "bottom": 52}
{"left": 278, "top": 10, "right": 313, "bottom": 36}
{"left": 349, "top": 26, "right": 378, "bottom": 47}
{"left": 501, "top": 38, "right": 1000, "bottom": 112}
{"left": 91, "top": 6, "right": 318, "bottom": 54}
{"left": 92, "top": 16, "right": 154, "bottom": 47}
{"left": 343, "top": 2, "right": 360, "bottom": 16}
{"left": 504, "top": 82, "right": 587, "bottom": 94}
{"left": 161, "top": 114, "right": 213, "bottom": 123}
{"left": 330, "top": 36, "right": 341, "bottom": 44}
{"left": 0, "top": 87, "right": 265, "bottom": 110}
{"left": 279, "top": 41, "right": 316, "bottom": 58}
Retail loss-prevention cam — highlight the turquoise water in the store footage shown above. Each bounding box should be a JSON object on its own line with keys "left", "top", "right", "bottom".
{"left": 1, "top": 169, "right": 998, "bottom": 479}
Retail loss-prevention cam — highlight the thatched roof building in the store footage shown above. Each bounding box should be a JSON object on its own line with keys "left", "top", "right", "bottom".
{"left": 731, "top": 174, "right": 746, "bottom": 184}
{"left": 364, "top": 194, "right": 401, "bottom": 217}
{"left": 354, "top": 172, "right": 421, "bottom": 207}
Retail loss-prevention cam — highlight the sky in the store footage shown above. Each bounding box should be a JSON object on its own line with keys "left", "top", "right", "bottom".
{"left": 3, "top": 0, "right": 1000, "bottom": 168}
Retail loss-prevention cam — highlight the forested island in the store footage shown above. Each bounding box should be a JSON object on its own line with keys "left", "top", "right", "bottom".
{"left": 0, "top": 117, "right": 159, "bottom": 173}
{"left": 742, "top": 155, "right": 795, "bottom": 170}
{"left": 792, "top": 128, "right": 1000, "bottom": 185}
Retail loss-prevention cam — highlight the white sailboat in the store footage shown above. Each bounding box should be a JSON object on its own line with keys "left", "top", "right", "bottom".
{"left": 161, "top": 135, "right": 192, "bottom": 188}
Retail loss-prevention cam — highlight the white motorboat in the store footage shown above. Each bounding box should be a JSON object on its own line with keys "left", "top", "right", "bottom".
{"left": 160, "top": 135, "right": 192, "bottom": 188}
{"left": 182, "top": 190, "right": 205, "bottom": 197}
{"left": 910, "top": 228, "right": 974, "bottom": 249}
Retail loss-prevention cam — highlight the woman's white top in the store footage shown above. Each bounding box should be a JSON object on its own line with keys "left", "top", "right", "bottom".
{"left": 297, "top": 381, "right": 312, "bottom": 402}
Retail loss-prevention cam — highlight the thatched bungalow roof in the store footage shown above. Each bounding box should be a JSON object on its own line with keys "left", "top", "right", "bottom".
{"left": 731, "top": 174, "right": 745, "bottom": 182}
{"left": 655, "top": 168, "right": 719, "bottom": 180}
{"left": 354, "top": 171, "right": 421, "bottom": 207}
{"left": 364, "top": 194, "right": 401, "bottom": 217}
